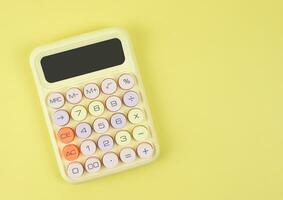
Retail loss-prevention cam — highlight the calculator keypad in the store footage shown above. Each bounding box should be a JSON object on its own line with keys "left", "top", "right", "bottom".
{"left": 46, "top": 73, "right": 156, "bottom": 180}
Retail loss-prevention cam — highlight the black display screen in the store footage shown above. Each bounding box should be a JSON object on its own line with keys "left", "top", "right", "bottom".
{"left": 41, "top": 38, "right": 125, "bottom": 83}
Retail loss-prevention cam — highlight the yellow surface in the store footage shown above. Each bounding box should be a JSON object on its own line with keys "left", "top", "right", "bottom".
{"left": 0, "top": 0, "right": 283, "bottom": 199}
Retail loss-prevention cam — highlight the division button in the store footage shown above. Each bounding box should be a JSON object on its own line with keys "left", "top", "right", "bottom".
{"left": 85, "top": 157, "right": 101, "bottom": 174}
{"left": 53, "top": 110, "right": 70, "bottom": 126}
{"left": 123, "top": 91, "right": 139, "bottom": 107}
{"left": 137, "top": 143, "right": 154, "bottom": 159}
{"left": 62, "top": 144, "right": 80, "bottom": 161}
{"left": 80, "top": 140, "right": 96, "bottom": 156}
{"left": 57, "top": 127, "right": 75, "bottom": 144}
{"left": 110, "top": 113, "right": 127, "bottom": 129}
{"left": 97, "top": 135, "right": 114, "bottom": 151}
{"left": 93, "top": 118, "right": 109, "bottom": 133}
{"left": 84, "top": 83, "right": 100, "bottom": 99}
{"left": 75, "top": 122, "right": 92, "bottom": 138}
{"left": 66, "top": 88, "right": 82, "bottom": 104}
{"left": 120, "top": 148, "right": 136, "bottom": 163}
{"left": 47, "top": 92, "right": 65, "bottom": 109}
{"left": 101, "top": 79, "right": 117, "bottom": 94}
{"left": 67, "top": 162, "right": 84, "bottom": 179}
{"left": 118, "top": 74, "right": 135, "bottom": 90}
{"left": 102, "top": 152, "right": 119, "bottom": 168}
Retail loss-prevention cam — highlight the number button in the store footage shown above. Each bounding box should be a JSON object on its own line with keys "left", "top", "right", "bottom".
{"left": 123, "top": 91, "right": 139, "bottom": 107}
{"left": 97, "top": 135, "right": 114, "bottom": 151}
{"left": 120, "top": 148, "right": 136, "bottom": 163}
{"left": 67, "top": 162, "right": 84, "bottom": 179}
{"left": 75, "top": 122, "right": 92, "bottom": 138}
{"left": 53, "top": 110, "right": 70, "bottom": 126}
{"left": 105, "top": 96, "right": 122, "bottom": 112}
{"left": 62, "top": 144, "right": 80, "bottom": 161}
{"left": 132, "top": 126, "right": 149, "bottom": 141}
{"left": 85, "top": 157, "right": 101, "bottom": 174}
{"left": 57, "top": 127, "right": 75, "bottom": 144}
{"left": 66, "top": 88, "right": 82, "bottom": 104}
{"left": 115, "top": 131, "right": 131, "bottom": 146}
{"left": 128, "top": 108, "right": 144, "bottom": 124}
{"left": 110, "top": 113, "right": 127, "bottom": 129}
{"left": 80, "top": 140, "right": 96, "bottom": 156}
{"left": 118, "top": 74, "right": 135, "bottom": 90}
{"left": 84, "top": 83, "right": 100, "bottom": 99}
{"left": 93, "top": 118, "right": 109, "bottom": 133}
{"left": 71, "top": 105, "right": 87, "bottom": 121}
{"left": 102, "top": 152, "right": 119, "bottom": 168}
{"left": 101, "top": 79, "right": 117, "bottom": 94}
{"left": 47, "top": 92, "right": 64, "bottom": 108}
{"left": 88, "top": 101, "right": 104, "bottom": 116}
{"left": 137, "top": 143, "right": 154, "bottom": 159}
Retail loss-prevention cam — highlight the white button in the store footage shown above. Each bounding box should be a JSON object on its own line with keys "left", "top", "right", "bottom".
{"left": 97, "top": 135, "right": 114, "bottom": 151}
{"left": 93, "top": 118, "right": 109, "bottom": 133}
{"left": 118, "top": 74, "right": 135, "bottom": 90}
{"left": 123, "top": 91, "right": 139, "bottom": 107}
{"left": 120, "top": 148, "right": 136, "bottom": 163}
{"left": 84, "top": 83, "right": 100, "bottom": 99}
{"left": 53, "top": 110, "right": 69, "bottom": 126}
{"left": 47, "top": 93, "right": 65, "bottom": 109}
{"left": 85, "top": 157, "right": 101, "bottom": 174}
{"left": 102, "top": 152, "right": 119, "bottom": 168}
{"left": 137, "top": 143, "right": 154, "bottom": 159}
{"left": 101, "top": 79, "right": 117, "bottom": 94}
{"left": 80, "top": 140, "right": 96, "bottom": 156}
{"left": 67, "top": 162, "right": 84, "bottom": 179}
{"left": 110, "top": 113, "right": 127, "bottom": 129}
{"left": 105, "top": 96, "right": 122, "bottom": 112}
{"left": 75, "top": 123, "right": 92, "bottom": 138}
{"left": 66, "top": 88, "right": 82, "bottom": 104}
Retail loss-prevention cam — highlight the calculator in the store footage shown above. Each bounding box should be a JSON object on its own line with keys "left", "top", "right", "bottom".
{"left": 30, "top": 28, "right": 159, "bottom": 183}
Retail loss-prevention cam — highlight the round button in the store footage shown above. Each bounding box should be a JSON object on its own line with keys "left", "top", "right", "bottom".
{"left": 102, "top": 152, "right": 119, "bottom": 168}
{"left": 120, "top": 148, "right": 136, "bottom": 163}
{"left": 97, "top": 135, "right": 114, "bottom": 151}
{"left": 53, "top": 110, "right": 70, "bottom": 126}
{"left": 66, "top": 88, "right": 82, "bottom": 104}
{"left": 105, "top": 96, "right": 122, "bottom": 112}
{"left": 132, "top": 126, "right": 149, "bottom": 141}
{"left": 93, "top": 118, "right": 109, "bottom": 133}
{"left": 88, "top": 101, "right": 104, "bottom": 116}
{"left": 80, "top": 140, "right": 96, "bottom": 156}
{"left": 110, "top": 113, "right": 127, "bottom": 129}
{"left": 71, "top": 105, "right": 87, "bottom": 121}
{"left": 123, "top": 91, "right": 139, "bottom": 107}
{"left": 85, "top": 157, "right": 101, "bottom": 174}
{"left": 137, "top": 143, "right": 154, "bottom": 159}
{"left": 115, "top": 131, "right": 131, "bottom": 146}
{"left": 47, "top": 93, "right": 64, "bottom": 109}
{"left": 62, "top": 144, "right": 80, "bottom": 161}
{"left": 84, "top": 83, "right": 100, "bottom": 99}
{"left": 75, "top": 122, "right": 92, "bottom": 138}
{"left": 67, "top": 162, "right": 84, "bottom": 179}
{"left": 128, "top": 108, "right": 144, "bottom": 124}
{"left": 101, "top": 79, "right": 117, "bottom": 94}
{"left": 57, "top": 127, "right": 75, "bottom": 144}
{"left": 118, "top": 74, "right": 135, "bottom": 90}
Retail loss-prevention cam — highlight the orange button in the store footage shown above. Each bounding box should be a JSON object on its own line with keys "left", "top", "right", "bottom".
{"left": 62, "top": 144, "right": 80, "bottom": 161}
{"left": 58, "top": 127, "right": 75, "bottom": 144}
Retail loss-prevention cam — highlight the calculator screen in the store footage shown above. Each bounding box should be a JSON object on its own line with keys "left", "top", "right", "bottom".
{"left": 41, "top": 38, "right": 125, "bottom": 83}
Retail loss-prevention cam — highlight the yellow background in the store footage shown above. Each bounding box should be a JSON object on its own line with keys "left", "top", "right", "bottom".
{"left": 0, "top": 0, "right": 283, "bottom": 199}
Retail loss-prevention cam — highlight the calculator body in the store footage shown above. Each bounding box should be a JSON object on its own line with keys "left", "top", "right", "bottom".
{"left": 30, "top": 28, "right": 159, "bottom": 183}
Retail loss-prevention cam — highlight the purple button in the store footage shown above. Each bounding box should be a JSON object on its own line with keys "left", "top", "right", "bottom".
{"left": 53, "top": 110, "right": 69, "bottom": 126}
{"left": 110, "top": 113, "right": 127, "bottom": 129}
{"left": 123, "top": 91, "right": 139, "bottom": 107}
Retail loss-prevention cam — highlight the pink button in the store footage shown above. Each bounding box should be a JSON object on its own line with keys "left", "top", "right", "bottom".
{"left": 110, "top": 113, "right": 127, "bottom": 129}
{"left": 123, "top": 91, "right": 139, "bottom": 107}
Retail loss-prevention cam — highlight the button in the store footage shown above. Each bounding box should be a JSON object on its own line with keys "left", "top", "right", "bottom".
{"left": 102, "top": 152, "right": 119, "bottom": 168}
{"left": 62, "top": 144, "right": 80, "bottom": 161}
{"left": 97, "top": 135, "right": 114, "bottom": 151}
{"left": 66, "top": 88, "right": 82, "bottom": 104}
{"left": 53, "top": 110, "right": 70, "bottom": 126}
{"left": 118, "top": 74, "right": 135, "bottom": 90}
{"left": 128, "top": 108, "right": 144, "bottom": 124}
{"left": 80, "top": 140, "right": 96, "bottom": 156}
{"left": 47, "top": 93, "right": 64, "bottom": 108}
{"left": 132, "top": 126, "right": 149, "bottom": 141}
{"left": 57, "top": 127, "right": 75, "bottom": 144}
{"left": 88, "top": 101, "right": 104, "bottom": 116}
{"left": 110, "top": 113, "right": 127, "bottom": 129}
{"left": 120, "top": 148, "right": 136, "bottom": 163}
{"left": 75, "top": 122, "right": 92, "bottom": 138}
{"left": 123, "top": 91, "right": 139, "bottom": 107}
{"left": 84, "top": 83, "right": 100, "bottom": 99}
{"left": 105, "top": 96, "right": 122, "bottom": 112}
{"left": 71, "top": 105, "right": 87, "bottom": 121}
{"left": 101, "top": 79, "right": 117, "bottom": 94}
{"left": 85, "top": 157, "right": 101, "bottom": 174}
{"left": 67, "top": 162, "right": 84, "bottom": 179}
{"left": 115, "top": 131, "right": 131, "bottom": 146}
{"left": 93, "top": 118, "right": 109, "bottom": 133}
{"left": 137, "top": 143, "right": 154, "bottom": 159}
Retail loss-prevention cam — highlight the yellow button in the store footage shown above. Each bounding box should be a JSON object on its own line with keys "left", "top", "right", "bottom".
{"left": 133, "top": 126, "right": 149, "bottom": 141}
{"left": 128, "top": 108, "right": 144, "bottom": 124}
{"left": 115, "top": 131, "right": 131, "bottom": 146}
{"left": 71, "top": 105, "right": 87, "bottom": 121}
{"left": 88, "top": 101, "right": 104, "bottom": 116}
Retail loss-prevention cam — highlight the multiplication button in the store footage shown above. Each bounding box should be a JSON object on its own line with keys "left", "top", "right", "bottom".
{"left": 128, "top": 108, "right": 144, "bottom": 124}
{"left": 47, "top": 92, "right": 64, "bottom": 109}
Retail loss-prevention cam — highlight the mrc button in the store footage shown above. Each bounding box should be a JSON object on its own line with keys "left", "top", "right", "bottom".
{"left": 47, "top": 93, "right": 65, "bottom": 108}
